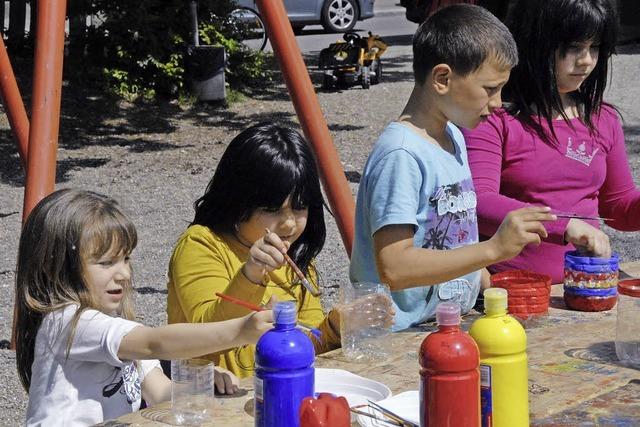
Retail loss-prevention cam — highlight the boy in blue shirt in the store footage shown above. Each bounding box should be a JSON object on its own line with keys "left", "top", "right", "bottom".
{"left": 350, "top": 4, "right": 556, "bottom": 330}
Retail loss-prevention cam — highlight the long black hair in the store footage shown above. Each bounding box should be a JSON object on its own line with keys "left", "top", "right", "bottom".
{"left": 504, "top": 0, "right": 619, "bottom": 145}
{"left": 193, "top": 123, "right": 326, "bottom": 278}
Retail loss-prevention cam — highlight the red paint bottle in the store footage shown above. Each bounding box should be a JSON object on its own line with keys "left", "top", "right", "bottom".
{"left": 419, "top": 302, "right": 480, "bottom": 427}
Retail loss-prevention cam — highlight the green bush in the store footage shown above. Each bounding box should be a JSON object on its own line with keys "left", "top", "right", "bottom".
{"left": 199, "top": 23, "right": 273, "bottom": 90}
{"left": 84, "top": 0, "right": 273, "bottom": 101}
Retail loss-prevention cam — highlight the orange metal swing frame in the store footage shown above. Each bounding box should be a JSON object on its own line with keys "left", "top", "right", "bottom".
{"left": 2, "top": 0, "right": 355, "bottom": 349}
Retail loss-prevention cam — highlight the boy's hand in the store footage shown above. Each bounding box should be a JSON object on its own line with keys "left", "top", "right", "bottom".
{"left": 243, "top": 230, "right": 290, "bottom": 283}
{"left": 239, "top": 310, "right": 274, "bottom": 344}
{"left": 480, "top": 268, "right": 491, "bottom": 290}
{"left": 564, "top": 219, "right": 611, "bottom": 258}
{"left": 489, "top": 206, "right": 556, "bottom": 261}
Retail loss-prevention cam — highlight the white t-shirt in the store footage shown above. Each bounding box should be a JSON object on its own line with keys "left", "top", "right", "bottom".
{"left": 25, "top": 305, "right": 161, "bottom": 426}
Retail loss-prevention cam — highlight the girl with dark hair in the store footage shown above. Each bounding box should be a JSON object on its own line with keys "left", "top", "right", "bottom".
{"left": 16, "top": 189, "right": 273, "bottom": 426}
{"left": 464, "top": 0, "right": 640, "bottom": 283}
{"left": 166, "top": 123, "right": 342, "bottom": 384}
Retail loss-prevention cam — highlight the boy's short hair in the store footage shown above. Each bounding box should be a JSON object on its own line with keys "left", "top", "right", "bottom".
{"left": 413, "top": 4, "right": 518, "bottom": 85}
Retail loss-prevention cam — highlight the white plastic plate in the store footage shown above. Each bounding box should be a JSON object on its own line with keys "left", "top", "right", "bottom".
{"left": 314, "top": 368, "right": 392, "bottom": 408}
{"left": 356, "top": 390, "right": 419, "bottom": 427}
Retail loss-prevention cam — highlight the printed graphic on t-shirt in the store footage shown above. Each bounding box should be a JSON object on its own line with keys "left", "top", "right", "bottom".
{"left": 122, "top": 362, "right": 141, "bottom": 403}
{"left": 102, "top": 363, "right": 141, "bottom": 404}
{"left": 565, "top": 137, "right": 599, "bottom": 166}
{"left": 423, "top": 179, "right": 478, "bottom": 250}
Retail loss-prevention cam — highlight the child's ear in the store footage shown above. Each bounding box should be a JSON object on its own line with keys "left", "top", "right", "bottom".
{"left": 431, "top": 64, "right": 452, "bottom": 95}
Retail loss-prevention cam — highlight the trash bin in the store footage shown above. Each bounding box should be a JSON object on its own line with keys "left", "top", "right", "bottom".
{"left": 185, "top": 45, "right": 225, "bottom": 101}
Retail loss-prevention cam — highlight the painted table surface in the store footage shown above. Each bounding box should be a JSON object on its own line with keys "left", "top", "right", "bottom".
{"left": 105, "top": 261, "right": 640, "bottom": 427}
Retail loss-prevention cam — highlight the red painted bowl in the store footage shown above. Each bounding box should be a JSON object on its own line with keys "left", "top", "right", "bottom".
{"left": 490, "top": 270, "right": 552, "bottom": 319}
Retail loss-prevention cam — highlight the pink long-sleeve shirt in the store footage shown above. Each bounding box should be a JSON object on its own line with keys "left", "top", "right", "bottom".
{"left": 463, "top": 106, "right": 640, "bottom": 283}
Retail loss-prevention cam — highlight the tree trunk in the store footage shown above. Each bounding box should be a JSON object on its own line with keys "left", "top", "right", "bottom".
{"left": 8, "top": 0, "right": 27, "bottom": 51}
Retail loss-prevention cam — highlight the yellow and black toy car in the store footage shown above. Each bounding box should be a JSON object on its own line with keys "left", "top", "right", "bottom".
{"left": 318, "top": 31, "right": 387, "bottom": 90}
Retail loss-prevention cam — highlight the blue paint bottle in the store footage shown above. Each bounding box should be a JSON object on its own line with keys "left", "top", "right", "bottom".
{"left": 254, "top": 301, "right": 315, "bottom": 427}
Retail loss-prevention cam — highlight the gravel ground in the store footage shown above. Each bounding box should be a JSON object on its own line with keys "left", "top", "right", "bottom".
{"left": 0, "top": 40, "right": 638, "bottom": 425}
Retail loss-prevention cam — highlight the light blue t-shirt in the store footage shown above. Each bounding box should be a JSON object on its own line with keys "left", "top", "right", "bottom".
{"left": 350, "top": 122, "right": 481, "bottom": 331}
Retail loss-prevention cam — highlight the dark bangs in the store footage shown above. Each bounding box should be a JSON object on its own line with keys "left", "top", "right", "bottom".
{"left": 505, "top": 0, "right": 618, "bottom": 146}
{"left": 81, "top": 204, "right": 138, "bottom": 260}
{"left": 556, "top": 0, "right": 617, "bottom": 58}
{"left": 193, "top": 123, "right": 326, "bottom": 278}
{"left": 250, "top": 148, "right": 317, "bottom": 212}
{"left": 194, "top": 123, "right": 325, "bottom": 233}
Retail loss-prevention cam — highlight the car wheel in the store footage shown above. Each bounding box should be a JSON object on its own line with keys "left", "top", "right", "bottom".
{"left": 321, "top": 0, "right": 359, "bottom": 33}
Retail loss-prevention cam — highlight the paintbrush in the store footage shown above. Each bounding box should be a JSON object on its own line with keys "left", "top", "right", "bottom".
{"left": 214, "top": 292, "right": 322, "bottom": 338}
{"left": 350, "top": 407, "right": 403, "bottom": 426}
{"left": 215, "top": 292, "right": 264, "bottom": 312}
{"left": 283, "top": 252, "right": 321, "bottom": 297}
{"left": 367, "top": 399, "right": 419, "bottom": 427}
{"left": 554, "top": 213, "right": 613, "bottom": 221}
{"left": 264, "top": 228, "right": 321, "bottom": 297}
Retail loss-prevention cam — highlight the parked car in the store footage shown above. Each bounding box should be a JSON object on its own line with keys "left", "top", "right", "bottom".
{"left": 234, "top": 0, "right": 375, "bottom": 33}
{"left": 401, "top": 0, "right": 640, "bottom": 41}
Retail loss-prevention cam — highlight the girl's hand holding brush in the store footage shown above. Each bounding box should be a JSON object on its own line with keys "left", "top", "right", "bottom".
{"left": 244, "top": 228, "right": 321, "bottom": 296}
{"left": 242, "top": 229, "right": 291, "bottom": 284}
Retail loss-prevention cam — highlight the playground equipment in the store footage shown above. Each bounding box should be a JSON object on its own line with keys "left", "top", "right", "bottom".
{"left": 319, "top": 31, "right": 387, "bottom": 90}
{"left": 0, "top": 0, "right": 68, "bottom": 349}
{"left": 1, "top": 0, "right": 355, "bottom": 348}
{"left": 255, "top": 0, "right": 355, "bottom": 254}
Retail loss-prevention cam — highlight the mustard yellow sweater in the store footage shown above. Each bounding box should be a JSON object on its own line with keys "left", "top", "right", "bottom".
{"left": 167, "top": 225, "right": 340, "bottom": 378}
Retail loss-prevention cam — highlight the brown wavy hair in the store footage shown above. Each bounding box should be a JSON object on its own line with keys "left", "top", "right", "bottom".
{"left": 15, "top": 189, "right": 137, "bottom": 391}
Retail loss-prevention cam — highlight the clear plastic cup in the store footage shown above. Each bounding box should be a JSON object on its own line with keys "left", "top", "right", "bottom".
{"left": 339, "top": 282, "right": 393, "bottom": 362}
{"left": 616, "top": 279, "right": 640, "bottom": 367}
{"left": 171, "top": 358, "right": 215, "bottom": 425}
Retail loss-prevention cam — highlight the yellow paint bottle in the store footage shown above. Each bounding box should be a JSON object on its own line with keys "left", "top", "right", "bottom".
{"left": 469, "top": 288, "right": 529, "bottom": 427}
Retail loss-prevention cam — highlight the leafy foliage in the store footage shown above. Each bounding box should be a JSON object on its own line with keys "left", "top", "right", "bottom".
{"left": 74, "top": 0, "right": 273, "bottom": 100}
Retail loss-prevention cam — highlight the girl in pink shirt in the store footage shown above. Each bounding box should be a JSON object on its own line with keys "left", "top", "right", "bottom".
{"left": 464, "top": 0, "right": 640, "bottom": 283}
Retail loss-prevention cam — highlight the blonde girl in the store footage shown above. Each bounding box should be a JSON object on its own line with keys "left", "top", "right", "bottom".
{"left": 15, "top": 189, "right": 273, "bottom": 426}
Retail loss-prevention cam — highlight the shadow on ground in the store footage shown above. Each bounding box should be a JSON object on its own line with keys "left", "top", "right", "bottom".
{"left": 0, "top": 67, "right": 299, "bottom": 187}
{"left": 0, "top": 43, "right": 417, "bottom": 187}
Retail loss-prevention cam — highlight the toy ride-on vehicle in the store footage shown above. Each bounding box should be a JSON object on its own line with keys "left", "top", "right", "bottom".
{"left": 318, "top": 31, "right": 388, "bottom": 90}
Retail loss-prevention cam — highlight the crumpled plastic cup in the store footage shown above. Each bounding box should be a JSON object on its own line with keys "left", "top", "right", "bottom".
{"left": 339, "top": 282, "right": 393, "bottom": 363}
